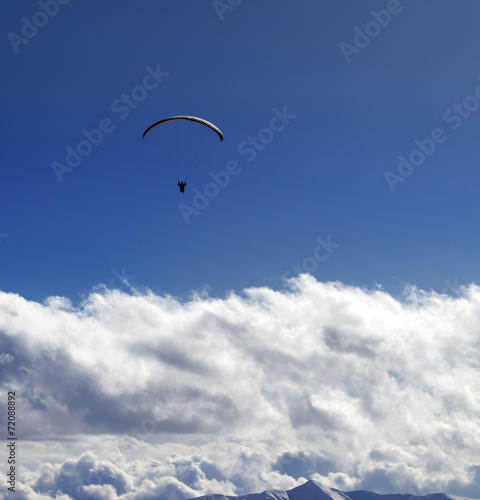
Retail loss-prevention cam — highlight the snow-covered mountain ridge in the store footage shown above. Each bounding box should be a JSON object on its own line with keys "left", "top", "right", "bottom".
{"left": 190, "top": 479, "right": 478, "bottom": 500}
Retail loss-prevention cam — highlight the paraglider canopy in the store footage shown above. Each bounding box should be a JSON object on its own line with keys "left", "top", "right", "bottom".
{"left": 143, "top": 115, "right": 224, "bottom": 190}
{"left": 143, "top": 115, "right": 223, "bottom": 142}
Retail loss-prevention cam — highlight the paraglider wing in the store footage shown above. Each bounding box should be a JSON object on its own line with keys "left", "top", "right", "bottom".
{"left": 142, "top": 116, "right": 223, "bottom": 141}
{"left": 142, "top": 115, "right": 224, "bottom": 185}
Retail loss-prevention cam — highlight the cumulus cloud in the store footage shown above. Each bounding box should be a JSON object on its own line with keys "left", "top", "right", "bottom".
{"left": 1, "top": 275, "right": 479, "bottom": 499}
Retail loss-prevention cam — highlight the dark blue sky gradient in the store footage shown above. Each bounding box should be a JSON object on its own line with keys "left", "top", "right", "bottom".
{"left": 2, "top": 1, "right": 480, "bottom": 302}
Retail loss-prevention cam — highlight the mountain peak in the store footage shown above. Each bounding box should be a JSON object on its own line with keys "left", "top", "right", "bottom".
{"left": 189, "top": 481, "right": 478, "bottom": 500}
{"left": 289, "top": 480, "right": 349, "bottom": 500}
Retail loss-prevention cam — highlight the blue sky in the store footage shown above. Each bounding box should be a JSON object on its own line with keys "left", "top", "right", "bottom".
{"left": 2, "top": 2, "right": 480, "bottom": 499}
{"left": 3, "top": 0, "right": 480, "bottom": 302}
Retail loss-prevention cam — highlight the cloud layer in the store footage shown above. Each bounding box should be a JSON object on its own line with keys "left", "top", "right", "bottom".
{"left": 1, "top": 275, "right": 479, "bottom": 499}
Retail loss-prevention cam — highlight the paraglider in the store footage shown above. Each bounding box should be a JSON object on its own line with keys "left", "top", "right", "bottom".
{"left": 143, "top": 116, "right": 223, "bottom": 192}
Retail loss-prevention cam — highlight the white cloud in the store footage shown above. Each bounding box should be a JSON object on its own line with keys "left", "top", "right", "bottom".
{"left": 1, "top": 275, "right": 479, "bottom": 499}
